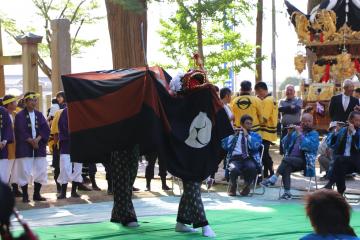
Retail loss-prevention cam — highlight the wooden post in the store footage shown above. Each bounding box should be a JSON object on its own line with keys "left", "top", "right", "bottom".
{"left": 45, "top": 94, "right": 51, "bottom": 114}
{"left": 50, "top": 19, "right": 71, "bottom": 96}
{"left": 0, "top": 21, "right": 5, "bottom": 96}
{"left": 15, "top": 33, "right": 42, "bottom": 93}
{"left": 38, "top": 84, "right": 43, "bottom": 113}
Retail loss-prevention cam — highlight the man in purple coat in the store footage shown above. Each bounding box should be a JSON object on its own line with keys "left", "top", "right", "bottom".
{"left": 14, "top": 92, "right": 50, "bottom": 202}
{"left": 0, "top": 106, "right": 14, "bottom": 183}
{"left": 57, "top": 108, "right": 83, "bottom": 199}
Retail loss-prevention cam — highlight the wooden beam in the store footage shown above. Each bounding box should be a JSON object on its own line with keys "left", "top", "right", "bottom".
{"left": 0, "top": 55, "right": 22, "bottom": 65}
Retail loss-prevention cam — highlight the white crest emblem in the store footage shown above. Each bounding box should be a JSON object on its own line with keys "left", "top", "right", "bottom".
{"left": 185, "top": 112, "right": 212, "bottom": 148}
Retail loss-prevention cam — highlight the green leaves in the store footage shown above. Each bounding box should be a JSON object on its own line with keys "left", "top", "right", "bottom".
{"left": 110, "top": 0, "right": 147, "bottom": 12}
{"left": 279, "top": 77, "right": 301, "bottom": 90}
{"left": 1, "top": 0, "right": 102, "bottom": 78}
{"left": 158, "top": 0, "right": 259, "bottom": 84}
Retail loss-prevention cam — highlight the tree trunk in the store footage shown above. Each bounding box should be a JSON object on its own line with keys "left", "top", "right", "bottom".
{"left": 196, "top": 0, "right": 204, "bottom": 64}
{"left": 0, "top": 22, "right": 5, "bottom": 96}
{"left": 105, "top": 0, "right": 147, "bottom": 69}
{"left": 255, "top": 0, "right": 263, "bottom": 83}
{"left": 306, "top": 0, "right": 322, "bottom": 79}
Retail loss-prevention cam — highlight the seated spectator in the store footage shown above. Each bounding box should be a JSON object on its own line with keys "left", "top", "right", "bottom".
{"left": 324, "top": 111, "right": 360, "bottom": 194}
{"left": 317, "top": 122, "right": 337, "bottom": 180}
{"left": 300, "top": 189, "right": 358, "bottom": 240}
{"left": 222, "top": 114, "right": 262, "bottom": 196}
{"left": 261, "top": 113, "right": 319, "bottom": 199}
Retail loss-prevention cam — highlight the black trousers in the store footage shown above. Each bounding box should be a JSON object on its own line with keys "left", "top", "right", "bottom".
{"left": 103, "top": 162, "right": 111, "bottom": 181}
{"left": 279, "top": 126, "right": 288, "bottom": 155}
{"left": 52, "top": 145, "right": 60, "bottom": 182}
{"left": 82, "top": 163, "right": 97, "bottom": 177}
{"left": 177, "top": 181, "right": 208, "bottom": 228}
{"left": 277, "top": 156, "right": 305, "bottom": 191}
{"left": 144, "top": 152, "right": 167, "bottom": 180}
{"left": 329, "top": 154, "right": 360, "bottom": 194}
{"left": 229, "top": 158, "right": 257, "bottom": 186}
{"left": 110, "top": 146, "right": 140, "bottom": 225}
{"left": 262, "top": 140, "right": 274, "bottom": 178}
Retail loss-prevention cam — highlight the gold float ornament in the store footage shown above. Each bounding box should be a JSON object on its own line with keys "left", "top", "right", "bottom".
{"left": 335, "top": 52, "right": 355, "bottom": 80}
{"left": 334, "top": 24, "right": 353, "bottom": 41}
{"left": 292, "top": 12, "right": 311, "bottom": 43}
{"left": 352, "top": 31, "right": 360, "bottom": 40}
{"left": 294, "top": 55, "right": 307, "bottom": 74}
{"left": 312, "top": 10, "right": 339, "bottom": 42}
{"left": 307, "top": 83, "right": 334, "bottom": 101}
{"left": 312, "top": 64, "right": 326, "bottom": 82}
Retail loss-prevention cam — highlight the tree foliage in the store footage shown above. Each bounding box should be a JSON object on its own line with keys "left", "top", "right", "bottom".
{"left": 279, "top": 76, "right": 301, "bottom": 91}
{"left": 0, "top": 0, "right": 102, "bottom": 79}
{"left": 158, "top": 0, "right": 260, "bottom": 83}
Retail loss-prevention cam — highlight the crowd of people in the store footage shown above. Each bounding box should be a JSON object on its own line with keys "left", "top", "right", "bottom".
{"left": 0, "top": 77, "right": 360, "bottom": 239}
{"left": 216, "top": 79, "right": 360, "bottom": 200}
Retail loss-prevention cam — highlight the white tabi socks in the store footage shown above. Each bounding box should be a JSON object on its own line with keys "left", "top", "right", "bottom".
{"left": 202, "top": 225, "right": 216, "bottom": 238}
{"left": 175, "top": 222, "right": 198, "bottom": 233}
{"left": 126, "top": 222, "right": 140, "bottom": 228}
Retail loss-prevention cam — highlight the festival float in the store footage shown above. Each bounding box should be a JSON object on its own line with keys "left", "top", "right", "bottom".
{"left": 286, "top": 0, "right": 360, "bottom": 129}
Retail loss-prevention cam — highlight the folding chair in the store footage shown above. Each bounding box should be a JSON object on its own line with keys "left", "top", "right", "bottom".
{"left": 278, "top": 172, "right": 318, "bottom": 199}
{"left": 227, "top": 144, "right": 265, "bottom": 196}
{"left": 251, "top": 144, "right": 265, "bottom": 196}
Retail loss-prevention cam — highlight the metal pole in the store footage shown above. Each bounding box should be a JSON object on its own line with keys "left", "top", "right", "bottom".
{"left": 271, "top": 0, "right": 277, "bottom": 100}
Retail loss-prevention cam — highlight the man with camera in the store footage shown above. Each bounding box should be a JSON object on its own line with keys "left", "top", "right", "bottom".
{"left": 324, "top": 111, "right": 360, "bottom": 194}
{"left": 261, "top": 113, "right": 319, "bottom": 199}
{"left": 222, "top": 115, "right": 262, "bottom": 197}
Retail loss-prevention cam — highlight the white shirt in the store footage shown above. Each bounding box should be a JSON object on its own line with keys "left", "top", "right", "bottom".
{"left": 342, "top": 94, "right": 350, "bottom": 111}
{"left": 232, "top": 133, "right": 250, "bottom": 156}
{"left": 9, "top": 113, "right": 14, "bottom": 124}
{"left": 28, "top": 111, "right": 36, "bottom": 139}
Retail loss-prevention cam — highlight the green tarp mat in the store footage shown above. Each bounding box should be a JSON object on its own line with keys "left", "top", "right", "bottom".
{"left": 15, "top": 203, "right": 360, "bottom": 239}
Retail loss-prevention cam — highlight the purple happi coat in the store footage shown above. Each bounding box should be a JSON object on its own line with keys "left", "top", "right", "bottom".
{"left": 58, "top": 108, "right": 70, "bottom": 155}
{"left": 15, "top": 109, "right": 50, "bottom": 158}
{"left": 0, "top": 106, "right": 14, "bottom": 159}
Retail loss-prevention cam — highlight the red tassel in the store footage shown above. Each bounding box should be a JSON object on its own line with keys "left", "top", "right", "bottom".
{"left": 320, "top": 33, "right": 324, "bottom": 43}
{"left": 321, "top": 64, "right": 330, "bottom": 83}
{"left": 355, "top": 59, "right": 360, "bottom": 73}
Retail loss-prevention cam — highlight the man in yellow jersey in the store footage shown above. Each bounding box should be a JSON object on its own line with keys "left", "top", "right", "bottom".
{"left": 231, "top": 81, "right": 262, "bottom": 132}
{"left": 255, "top": 82, "right": 278, "bottom": 178}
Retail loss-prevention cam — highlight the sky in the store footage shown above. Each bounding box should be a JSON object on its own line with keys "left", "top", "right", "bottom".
{"left": 0, "top": 0, "right": 309, "bottom": 91}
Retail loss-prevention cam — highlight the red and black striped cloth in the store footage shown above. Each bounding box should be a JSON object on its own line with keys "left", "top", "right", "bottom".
{"left": 62, "top": 67, "right": 233, "bottom": 181}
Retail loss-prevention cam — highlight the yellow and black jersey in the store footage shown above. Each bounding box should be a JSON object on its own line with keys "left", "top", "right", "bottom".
{"left": 230, "top": 94, "right": 262, "bottom": 132}
{"left": 259, "top": 95, "right": 278, "bottom": 142}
